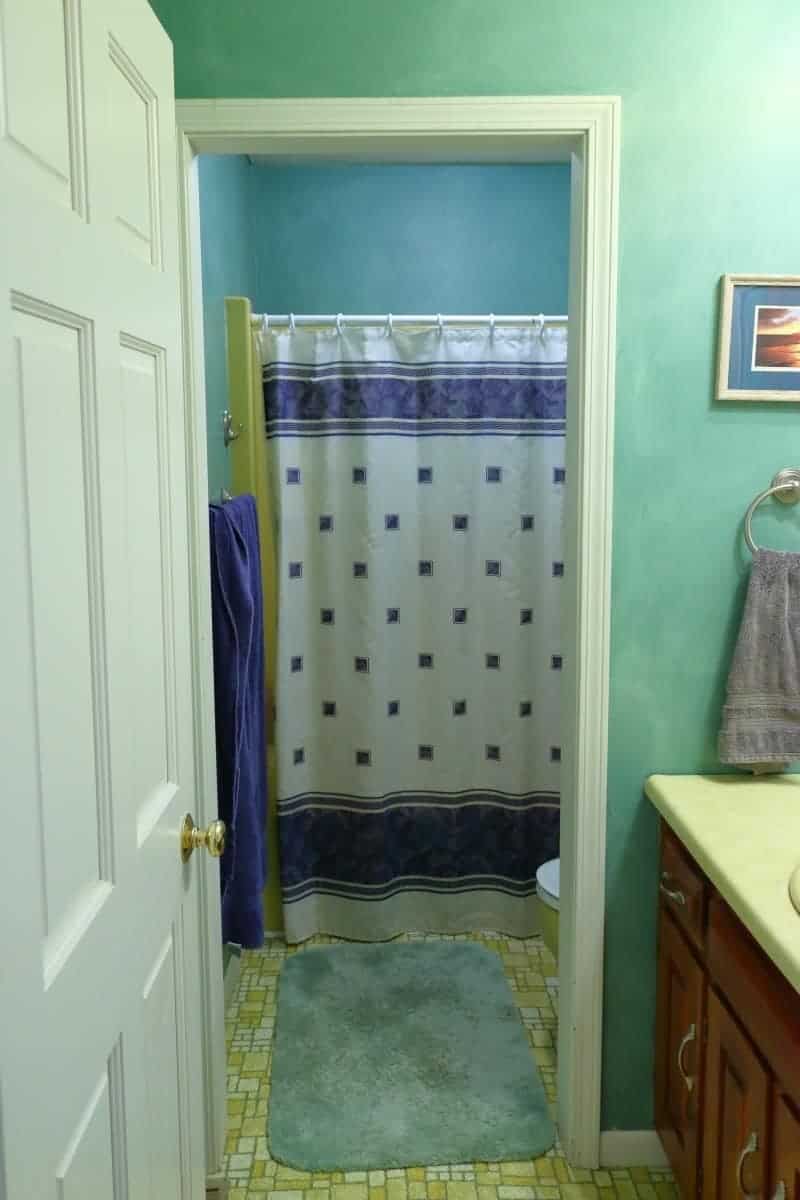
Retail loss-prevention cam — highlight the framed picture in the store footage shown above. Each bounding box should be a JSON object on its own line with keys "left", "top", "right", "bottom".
{"left": 716, "top": 273, "right": 800, "bottom": 401}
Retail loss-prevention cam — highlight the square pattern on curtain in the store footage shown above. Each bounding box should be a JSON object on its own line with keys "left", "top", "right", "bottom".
{"left": 261, "top": 324, "right": 566, "bottom": 942}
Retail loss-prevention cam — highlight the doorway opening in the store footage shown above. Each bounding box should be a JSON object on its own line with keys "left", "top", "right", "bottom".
{"left": 176, "top": 96, "right": 620, "bottom": 1178}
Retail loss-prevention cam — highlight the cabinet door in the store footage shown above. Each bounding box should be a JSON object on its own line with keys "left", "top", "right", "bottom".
{"left": 702, "top": 988, "right": 769, "bottom": 1199}
{"left": 655, "top": 908, "right": 705, "bottom": 1198}
{"left": 771, "top": 1091, "right": 800, "bottom": 1200}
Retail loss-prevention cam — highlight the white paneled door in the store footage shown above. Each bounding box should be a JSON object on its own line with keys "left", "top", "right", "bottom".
{"left": 0, "top": 1, "right": 209, "bottom": 1197}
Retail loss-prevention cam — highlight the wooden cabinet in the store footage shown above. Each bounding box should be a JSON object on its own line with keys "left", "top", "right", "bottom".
{"left": 660, "top": 826, "right": 708, "bottom": 952}
{"left": 655, "top": 908, "right": 705, "bottom": 1198}
{"left": 702, "top": 989, "right": 769, "bottom": 1199}
{"left": 772, "top": 1092, "right": 800, "bottom": 1200}
{"left": 654, "top": 822, "right": 800, "bottom": 1200}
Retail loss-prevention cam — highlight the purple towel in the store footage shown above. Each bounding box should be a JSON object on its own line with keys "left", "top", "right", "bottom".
{"left": 209, "top": 495, "right": 268, "bottom": 947}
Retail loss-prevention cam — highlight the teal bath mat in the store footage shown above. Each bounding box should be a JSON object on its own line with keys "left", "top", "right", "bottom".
{"left": 268, "top": 942, "right": 555, "bottom": 1170}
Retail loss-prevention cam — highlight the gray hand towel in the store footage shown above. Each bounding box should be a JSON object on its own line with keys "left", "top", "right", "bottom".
{"left": 719, "top": 549, "right": 800, "bottom": 770}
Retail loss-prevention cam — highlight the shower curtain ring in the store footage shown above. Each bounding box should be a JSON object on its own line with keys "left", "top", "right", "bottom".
{"left": 336, "top": 313, "right": 344, "bottom": 336}
{"left": 385, "top": 313, "right": 393, "bottom": 336}
{"left": 535, "top": 312, "right": 545, "bottom": 336}
{"left": 489, "top": 313, "right": 496, "bottom": 338}
{"left": 436, "top": 313, "right": 444, "bottom": 336}
{"left": 289, "top": 312, "right": 296, "bottom": 333}
{"left": 261, "top": 313, "right": 269, "bottom": 333}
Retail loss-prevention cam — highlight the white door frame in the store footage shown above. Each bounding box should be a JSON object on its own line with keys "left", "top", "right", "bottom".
{"left": 175, "top": 95, "right": 620, "bottom": 1170}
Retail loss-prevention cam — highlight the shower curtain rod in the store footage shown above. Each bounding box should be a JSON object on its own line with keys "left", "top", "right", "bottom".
{"left": 251, "top": 312, "right": 568, "bottom": 330}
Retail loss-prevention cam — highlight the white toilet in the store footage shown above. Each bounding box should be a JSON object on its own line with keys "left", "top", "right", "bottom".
{"left": 534, "top": 857, "right": 560, "bottom": 963}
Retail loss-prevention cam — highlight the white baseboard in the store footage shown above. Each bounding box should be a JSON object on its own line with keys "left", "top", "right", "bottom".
{"left": 599, "top": 1130, "right": 669, "bottom": 1169}
{"left": 223, "top": 944, "right": 242, "bottom": 1012}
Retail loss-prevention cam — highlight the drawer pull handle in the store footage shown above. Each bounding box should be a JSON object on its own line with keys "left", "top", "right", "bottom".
{"left": 771, "top": 1183, "right": 786, "bottom": 1200}
{"left": 659, "top": 872, "right": 687, "bottom": 906}
{"left": 676, "top": 1023, "right": 696, "bottom": 1092}
{"left": 736, "top": 1130, "right": 758, "bottom": 1199}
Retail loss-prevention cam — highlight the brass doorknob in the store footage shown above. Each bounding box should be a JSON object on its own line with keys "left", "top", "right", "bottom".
{"left": 181, "top": 813, "right": 226, "bottom": 862}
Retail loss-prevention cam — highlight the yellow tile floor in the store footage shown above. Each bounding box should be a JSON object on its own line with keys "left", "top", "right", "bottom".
{"left": 223, "top": 931, "right": 676, "bottom": 1200}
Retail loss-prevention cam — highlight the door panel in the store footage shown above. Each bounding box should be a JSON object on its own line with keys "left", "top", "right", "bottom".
{"left": 0, "top": 1, "right": 207, "bottom": 1196}
{"left": 107, "top": 36, "right": 162, "bottom": 265}
{"left": 0, "top": 0, "right": 84, "bottom": 211}
{"left": 702, "top": 988, "right": 769, "bottom": 1200}
{"left": 142, "top": 926, "right": 184, "bottom": 1196}
{"left": 655, "top": 907, "right": 705, "bottom": 1198}
{"left": 12, "top": 303, "right": 110, "bottom": 953}
{"left": 119, "top": 336, "right": 175, "bottom": 838}
{"left": 56, "top": 1073, "right": 116, "bottom": 1199}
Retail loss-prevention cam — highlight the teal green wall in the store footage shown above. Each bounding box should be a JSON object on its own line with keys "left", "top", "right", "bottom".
{"left": 154, "top": 0, "right": 800, "bottom": 1129}
{"left": 250, "top": 164, "right": 569, "bottom": 314}
{"left": 198, "top": 154, "right": 255, "bottom": 496}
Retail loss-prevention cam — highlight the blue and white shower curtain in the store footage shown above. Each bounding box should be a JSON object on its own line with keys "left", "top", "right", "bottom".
{"left": 260, "top": 323, "right": 566, "bottom": 942}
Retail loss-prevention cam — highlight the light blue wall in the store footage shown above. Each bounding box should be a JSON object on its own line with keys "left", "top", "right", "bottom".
{"left": 198, "top": 154, "right": 256, "bottom": 496}
{"left": 249, "top": 163, "right": 570, "bottom": 314}
{"left": 153, "top": 0, "right": 800, "bottom": 1131}
{"left": 199, "top": 157, "right": 570, "bottom": 488}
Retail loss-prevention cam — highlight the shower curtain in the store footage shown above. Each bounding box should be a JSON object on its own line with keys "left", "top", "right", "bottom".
{"left": 260, "top": 323, "right": 566, "bottom": 942}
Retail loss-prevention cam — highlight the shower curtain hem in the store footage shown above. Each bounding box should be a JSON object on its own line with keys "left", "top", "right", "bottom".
{"left": 282, "top": 889, "right": 541, "bottom": 944}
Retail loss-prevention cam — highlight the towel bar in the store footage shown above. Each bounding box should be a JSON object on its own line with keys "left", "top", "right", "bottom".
{"left": 744, "top": 467, "right": 800, "bottom": 554}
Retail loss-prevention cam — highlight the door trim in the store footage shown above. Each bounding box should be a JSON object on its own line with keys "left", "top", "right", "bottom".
{"left": 175, "top": 94, "right": 620, "bottom": 1169}
{"left": 175, "top": 127, "right": 228, "bottom": 1175}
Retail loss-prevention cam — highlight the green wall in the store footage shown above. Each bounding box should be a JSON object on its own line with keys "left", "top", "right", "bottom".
{"left": 198, "top": 154, "right": 255, "bottom": 497}
{"left": 250, "top": 163, "right": 569, "bottom": 314}
{"left": 155, "top": 0, "right": 800, "bottom": 1129}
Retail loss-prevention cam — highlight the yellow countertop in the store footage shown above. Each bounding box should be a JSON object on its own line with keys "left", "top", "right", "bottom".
{"left": 645, "top": 773, "right": 800, "bottom": 994}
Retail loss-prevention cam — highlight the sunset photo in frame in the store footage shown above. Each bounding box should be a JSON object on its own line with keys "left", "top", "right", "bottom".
{"left": 716, "top": 274, "right": 800, "bottom": 401}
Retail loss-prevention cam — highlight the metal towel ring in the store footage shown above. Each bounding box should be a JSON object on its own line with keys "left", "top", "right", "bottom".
{"left": 744, "top": 467, "right": 800, "bottom": 554}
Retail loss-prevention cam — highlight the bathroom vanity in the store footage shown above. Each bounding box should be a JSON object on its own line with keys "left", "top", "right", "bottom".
{"left": 646, "top": 774, "right": 800, "bottom": 1199}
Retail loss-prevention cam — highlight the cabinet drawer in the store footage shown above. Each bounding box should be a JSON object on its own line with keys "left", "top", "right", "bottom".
{"left": 659, "top": 824, "right": 708, "bottom": 951}
{"left": 707, "top": 893, "right": 800, "bottom": 1097}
